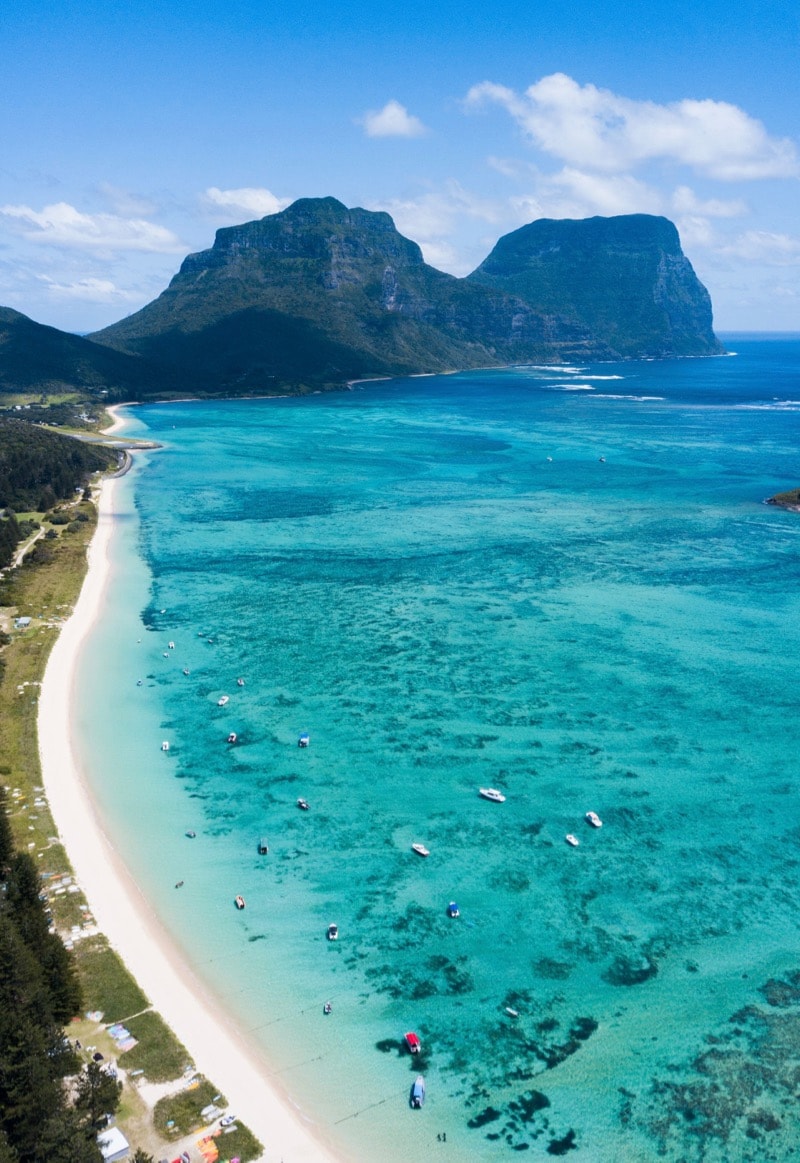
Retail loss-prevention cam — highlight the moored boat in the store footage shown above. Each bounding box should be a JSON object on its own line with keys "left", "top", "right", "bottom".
{"left": 585, "top": 811, "right": 603, "bottom": 828}
{"left": 227, "top": 732, "right": 237, "bottom": 744}
{"left": 185, "top": 830, "right": 196, "bottom": 839}
{"left": 405, "top": 1031, "right": 421, "bottom": 1054}
{"left": 161, "top": 741, "right": 170, "bottom": 752}
{"left": 217, "top": 695, "right": 229, "bottom": 707}
{"left": 447, "top": 901, "right": 460, "bottom": 918}
{"left": 234, "top": 895, "right": 246, "bottom": 909}
{"left": 479, "top": 787, "right": 506, "bottom": 803}
{"left": 411, "top": 1075, "right": 425, "bottom": 1108}
{"left": 258, "top": 838, "right": 269, "bottom": 855}
{"left": 565, "top": 833, "right": 579, "bottom": 847}
{"left": 327, "top": 922, "right": 339, "bottom": 941}
{"left": 297, "top": 797, "right": 310, "bottom": 810}
{"left": 237, "top": 677, "right": 245, "bottom": 687}
{"left": 411, "top": 843, "right": 430, "bottom": 858}
{"left": 298, "top": 732, "right": 310, "bottom": 748}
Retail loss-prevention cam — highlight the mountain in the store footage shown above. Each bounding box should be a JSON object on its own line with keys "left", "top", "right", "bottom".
{"left": 0, "top": 307, "right": 177, "bottom": 400}
{"left": 467, "top": 214, "right": 722, "bottom": 359}
{"left": 90, "top": 197, "right": 615, "bottom": 392}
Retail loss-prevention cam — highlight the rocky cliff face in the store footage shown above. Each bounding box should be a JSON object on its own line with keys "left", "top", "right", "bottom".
{"left": 91, "top": 198, "right": 614, "bottom": 392}
{"left": 468, "top": 214, "right": 722, "bottom": 359}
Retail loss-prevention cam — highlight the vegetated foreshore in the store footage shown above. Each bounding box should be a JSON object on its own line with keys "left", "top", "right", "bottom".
{"left": 37, "top": 408, "right": 340, "bottom": 1163}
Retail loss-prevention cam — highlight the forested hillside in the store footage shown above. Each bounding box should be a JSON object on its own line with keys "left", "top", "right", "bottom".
{"left": 0, "top": 419, "right": 116, "bottom": 568}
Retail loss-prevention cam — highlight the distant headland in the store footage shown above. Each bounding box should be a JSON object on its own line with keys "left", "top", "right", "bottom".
{"left": 1, "top": 198, "right": 723, "bottom": 404}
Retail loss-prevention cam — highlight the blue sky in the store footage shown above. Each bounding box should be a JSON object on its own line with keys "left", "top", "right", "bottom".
{"left": 2, "top": 0, "right": 798, "bottom": 331}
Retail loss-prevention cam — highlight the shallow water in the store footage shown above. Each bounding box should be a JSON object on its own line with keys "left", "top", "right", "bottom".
{"left": 77, "top": 338, "right": 800, "bottom": 1160}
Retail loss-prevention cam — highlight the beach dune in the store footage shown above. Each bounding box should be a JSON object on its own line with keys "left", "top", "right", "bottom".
{"left": 38, "top": 470, "right": 338, "bottom": 1163}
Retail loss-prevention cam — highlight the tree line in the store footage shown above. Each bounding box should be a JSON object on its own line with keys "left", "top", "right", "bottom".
{"left": 0, "top": 787, "right": 121, "bottom": 1162}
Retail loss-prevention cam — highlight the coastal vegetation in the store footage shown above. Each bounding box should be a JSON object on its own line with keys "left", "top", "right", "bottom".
{"left": 766, "top": 487, "right": 800, "bottom": 510}
{"left": 0, "top": 464, "right": 262, "bottom": 1162}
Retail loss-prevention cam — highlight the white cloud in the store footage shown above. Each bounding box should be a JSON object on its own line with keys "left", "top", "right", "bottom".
{"left": 360, "top": 100, "right": 428, "bottom": 139}
{"left": 202, "top": 186, "right": 290, "bottom": 221}
{"left": 525, "top": 168, "right": 664, "bottom": 219}
{"left": 465, "top": 73, "right": 799, "bottom": 180}
{"left": 671, "top": 186, "right": 748, "bottom": 218}
{"left": 369, "top": 183, "right": 503, "bottom": 273}
{"left": 0, "top": 201, "right": 183, "bottom": 252}
{"left": 718, "top": 230, "right": 800, "bottom": 264}
{"left": 38, "top": 275, "right": 140, "bottom": 303}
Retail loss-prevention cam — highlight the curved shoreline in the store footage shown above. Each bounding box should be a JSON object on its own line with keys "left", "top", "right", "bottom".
{"left": 38, "top": 436, "right": 339, "bottom": 1161}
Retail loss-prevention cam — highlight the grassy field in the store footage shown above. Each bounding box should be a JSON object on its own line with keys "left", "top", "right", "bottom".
{"left": 0, "top": 476, "right": 262, "bottom": 1159}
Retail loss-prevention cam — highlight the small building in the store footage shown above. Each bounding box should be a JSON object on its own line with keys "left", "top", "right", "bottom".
{"left": 14, "top": 616, "right": 32, "bottom": 630}
{"left": 97, "top": 1125, "right": 130, "bottom": 1162}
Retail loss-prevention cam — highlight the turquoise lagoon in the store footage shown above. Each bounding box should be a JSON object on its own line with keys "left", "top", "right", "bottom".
{"left": 76, "top": 337, "right": 800, "bottom": 1160}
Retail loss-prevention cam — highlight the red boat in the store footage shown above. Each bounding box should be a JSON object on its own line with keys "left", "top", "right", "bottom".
{"left": 405, "top": 1031, "right": 421, "bottom": 1054}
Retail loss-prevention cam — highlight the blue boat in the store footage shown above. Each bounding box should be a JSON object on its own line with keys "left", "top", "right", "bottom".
{"left": 447, "top": 901, "right": 460, "bottom": 918}
{"left": 298, "top": 733, "right": 310, "bottom": 748}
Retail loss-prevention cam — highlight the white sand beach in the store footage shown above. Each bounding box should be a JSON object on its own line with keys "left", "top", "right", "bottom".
{"left": 38, "top": 465, "right": 338, "bottom": 1162}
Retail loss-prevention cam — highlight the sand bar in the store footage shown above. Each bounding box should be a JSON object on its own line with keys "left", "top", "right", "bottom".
{"left": 38, "top": 465, "right": 339, "bottom": 1162}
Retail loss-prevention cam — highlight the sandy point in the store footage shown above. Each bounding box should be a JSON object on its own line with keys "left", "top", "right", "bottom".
{"left": 38, "top": 472, "right": 340, "bottom": 1163}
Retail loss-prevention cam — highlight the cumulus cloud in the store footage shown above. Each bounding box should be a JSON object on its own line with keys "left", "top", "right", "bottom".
{"left": 360, "top": 100, "right": 428, "bottom": 138}
{"left": 38, "top": 275, "right": 140, "bottom": 303}
{"left": 202, "top": 186, "right": 290, "bottom": 221}
{"left": 465, "top": 73, "right": 799, "bottom": 180}
{"left": 369, "top": 182, "right": 502, "bottom": 273}
{"left": 718, "top": 230, "right": 800, "bottom": 264}
{"left": 671, "top": 186, "right": 748, "bottom": 218}
{"left": 0, "top": 201, "right": 183, "bottom": 252}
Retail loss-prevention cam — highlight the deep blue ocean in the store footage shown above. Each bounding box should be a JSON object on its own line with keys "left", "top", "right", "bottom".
{"left": 77, "top": 336, "right": 800, "bottom": 1160}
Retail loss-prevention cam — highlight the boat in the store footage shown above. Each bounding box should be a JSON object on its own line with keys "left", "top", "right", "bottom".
{"left": 298, "top": 733, "right": 310, "bottom": 748}
{"left": 585, "top": 811, "right": 603, "bottom": 828}
{"left": 183, "top": 668, "right": 190, "bottom": 676}
{"left": 323, "top": 1002, "right": 332, "bottom": 1015}
{"left": 565, "top": 834, "right": 580, "bottom": 847}
{"left": 136, "top": 679, "right": 142, "bottom": 686}
{"left": 505, "top": 1007, "right": 519, "bottom": 1018}
{"left": 234, "top": 895, "right": 246, "bottom": 910}
{"left": 258, "top": 838, "right": 269, "bottom": 855}
{"left": 411, "top": 1075, "right": 425, "bottom": 1108}
{"left": 217, "top": 695, "right": 229, "bottom": 707}
{"left": 175, "top": 880, "right": 184, "bottom": 888}
{"left": 168, "top": 641, "right": 175, "bottom": 650}
{"left": 447, "top": 901, "right": 460, "bottom": 918}
{"left": 479, "top": 787, "right": 506, "bottom": 803}
{"left": 227, "top": 732, "right": 237, "bottom": 744}
{"left": 327, "top": 923, "right": 339, "bottom": 941}
{"left": 161, "top": 741, "right": 170, "bottom": 752}
{"left": 411, "top": 843, "right": 430, "bottom": 858}
{"left": 185, "top": 830, "right": 196, "bottom": 839}
{"left": 297, "top": 798, "right": 310, "bottom": 811}
{"left": 237, "top": 677, "right": 245, "bottom": 687}
{"left": 405, "top": 1032, "right": 421, "bottom": 1054}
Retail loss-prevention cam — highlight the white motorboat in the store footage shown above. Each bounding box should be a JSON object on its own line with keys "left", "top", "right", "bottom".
{"left": 327, "top": 923, "right": 339, "bottom": 941}
{"left": 479, "top": 787, "right": 506, "bottom": 803}
{"left": 411, "top": 843, "right": 430, "bottom": 858}
{"left": 565, "top": 833, "right": 579, "bottom": 847}
{"left": 161, "top": 741, "right": 170, "bottom": 752}
{"left": 585, "top": 811, "right": 603, "bottom": 828}
{"left": 217, "top": 695, "right": 229, "bottom": 707}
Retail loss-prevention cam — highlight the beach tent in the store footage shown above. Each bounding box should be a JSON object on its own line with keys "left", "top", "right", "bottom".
{"left": 97, "top": 1125, "right": 130, "bottom": 1162}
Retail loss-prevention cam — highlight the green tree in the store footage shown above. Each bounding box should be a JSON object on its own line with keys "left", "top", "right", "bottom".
{"left": 132, "top": 1150, "right": 155, "bottom": 1163}
{"left": 33, "top": 1108, "right": 102, "bottom": 1163}
{"left": 5, "top": 852, "right": 82, "bottom": 1022}
{"left": 0, "top": 787, "right": 14, "bottom": 874}
{"left": 74, "top": 1062, "right": 122, "bottom": 1128}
